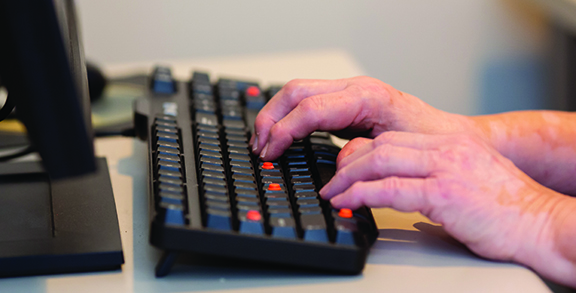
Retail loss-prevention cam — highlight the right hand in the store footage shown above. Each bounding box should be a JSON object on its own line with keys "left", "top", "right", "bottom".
{"left": 251, "top": 76, "right": 469, "bottom": 161}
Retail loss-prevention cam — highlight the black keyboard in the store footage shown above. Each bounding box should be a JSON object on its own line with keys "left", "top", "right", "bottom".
{"left": 134, "top": 66, "right": 379, "bottom": 277}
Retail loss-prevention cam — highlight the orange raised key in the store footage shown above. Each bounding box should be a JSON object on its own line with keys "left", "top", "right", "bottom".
{"left": 262, "top": 162, "right": 274, "bottom": 169}
{"left": 247, "top": 210, "right": 261, "bottom": 221}
{"left": 338, "top": 208, "right": 353, "bottom": 218}
{"left": 268, "top": 183, "right": 282, "bottom": 191}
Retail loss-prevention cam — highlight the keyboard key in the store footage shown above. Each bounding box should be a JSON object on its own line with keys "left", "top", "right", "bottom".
{"left": 157, "top": 153, "right": 180, "bottom": 162}
{"left": 157, "top": 169, "right": 182, "bottom": 179}
{"left": 197, "top": 124, "right": 218, "bottom": 132}
{"left": 205, "top": 208, "right": 232, "bottom": 231}
{"left": 268, "top": 207, "right": 292, "bottom": 218}
{"left": 205, "top": 200, "right": 231, "bottom": 211}
{"left": 192, "top": 71, "right": 210, "bottom": 84}
{"left": 196, "top": 113, "right": 218, "bottom": 126}
{"left": 164, "top": 208, "right": 185, "bottom": 225}
{"left": 270, "top": 217, "right": 297, "bottom": 239}
{"left": 234, "top": 181, "right": 257, "bottom": 190}
{"left": 157, "top": 140, "right": 180, "bottom": 150}
{"left": 202, "top": 169, "right": 225, "bottom": 179}
{"left": 236, "top": 196, "right": 260, "bottom": 205}
{"left": 203, "top": 177, "right": 226, "bottom": 186}
{"left": 300, "top": 214, "right": 329, "bottom": 243}
{"left": 238, "top": 211, "right": 264, "bottom": 235}
{"left": 158, "top": 183, "right": 184, "bottom": 194}
{"left": 200, "top": 149, "right": 222, "bottom": 158}
{"left": 297, "top": 198, "right": 320, "bottom": 208}
{"left": 232, "top": 173, "right": 255, "bottom": 183}
{"left": 204, "top": 192, "right": 229, "bottom": 202}
{"left": 228, "top": 147, "right": 249, "bottom": 155}
{"left": 158, "top": 175, "right": 183, "bottom": 186}
{"left": 266, "top": 201, "right": 291, "bottom": 208}
{"left": 151, "top": 66, "right": 175, "bottom": 94}
{"left": 334, "top": 219, "right": 358, "bottom": 246}
{"left": 223, "top": 119, "right": 246, "bottom": 129}
{"left": 229, "top": 160, "right": 252, "bottom": 169}
{"left": 299, "top": 206, "right": 322, "bottom": 215}
{"left": 204, "top": 184, "right": 228, "bottom": 195}
{"left": 198, "top": 131, "right": 219, "bottom": 139}
{"left": 158, "top": 160, "right": 181, "bottom": 172}
{"left": 157, "top": 146, "right": 179, "bottom": 155}
{"left": 156, "top": 132, "right": 179, "bottom": 143}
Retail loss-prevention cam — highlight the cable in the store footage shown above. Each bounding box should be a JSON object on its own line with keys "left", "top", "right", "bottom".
{"left": 0, "top": 144, "right": 35, "bottom": 162}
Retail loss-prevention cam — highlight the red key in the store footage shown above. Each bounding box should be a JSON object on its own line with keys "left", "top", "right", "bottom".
{"left": 246, "top": 86, "right": 260, "bottom": 97}
{"left": 247, "top": 210, "right": 261, "bottom": 221}
{"left": 338, "top": 208, "right": 353, "bottom": 218}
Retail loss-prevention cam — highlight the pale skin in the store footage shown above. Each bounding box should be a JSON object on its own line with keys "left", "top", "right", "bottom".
{"left": 250, "top": 76, "right": 576, "bottom": 288}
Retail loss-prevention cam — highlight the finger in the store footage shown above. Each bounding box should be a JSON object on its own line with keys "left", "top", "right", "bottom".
{"left": 329, "top": 177, "right": 434, "bottom": 212}
{"left": 336, "top": 137, "right": 372, "bottom": 167}
{"left": 320, "top": 144, "right": 434, "bottom": 199}
{"left": 337, "top": 131, "right": 448, "bottom": 170}
{"left": 253, "top": 79, "right": 349, "bottom": 154}
{"left": 260, "top": 90, "right": 368, "bottom": 160}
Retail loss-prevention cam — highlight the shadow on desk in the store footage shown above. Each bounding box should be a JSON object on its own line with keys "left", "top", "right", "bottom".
{"left": 369, "top": 226, "right": 511, "bottom": 268}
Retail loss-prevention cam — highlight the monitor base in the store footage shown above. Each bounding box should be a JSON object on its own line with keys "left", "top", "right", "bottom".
{"left": 0, "top": 157, "right": 124, "bottom": 277}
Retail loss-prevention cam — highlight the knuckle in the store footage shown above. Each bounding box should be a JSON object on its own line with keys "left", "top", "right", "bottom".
{"left": 348, "top": 181, "right": 365, "bottom": 197}
{"left": 375, "top": 131, "right": 399, "bottom": 145}
{"left": 380, "top": 177, "right": 401, "bottom": 202}
{"left": 334, "top": 166, "right": 351, "bottom": 184}
{"left": 283, "top": 79, "right": 305, "bottom": 99}
{"left": 269, "top": 122, "right": 288, "bottom": 141}
{"left": 373, "top": 144, "right": 393, "bottom": 164}
{"left": 253, "top": 113, "right": 269, "bottom": 130}
{"left": 298, "top": 96, "right": 323, "bottom": 113}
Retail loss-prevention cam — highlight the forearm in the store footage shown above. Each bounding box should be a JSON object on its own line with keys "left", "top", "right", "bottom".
{"left": 468, "top": 111, "right": 576, "bottom": 195}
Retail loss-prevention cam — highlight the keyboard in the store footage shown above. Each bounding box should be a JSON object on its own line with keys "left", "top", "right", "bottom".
{"left": 134, "top": 66, "right": 379, "bottom": 277}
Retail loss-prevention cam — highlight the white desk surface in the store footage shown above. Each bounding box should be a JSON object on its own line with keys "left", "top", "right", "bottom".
{"left": 0, "top": 50, "right": 552, "bottom": 292}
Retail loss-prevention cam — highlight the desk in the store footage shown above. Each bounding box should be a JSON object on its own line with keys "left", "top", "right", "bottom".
{"left": 0, "top": 50, "right": 552, "bottom": 292}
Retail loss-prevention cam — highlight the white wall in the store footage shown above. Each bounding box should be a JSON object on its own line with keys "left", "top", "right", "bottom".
{"left": 76, "top": 0, "right": 551, "bottom": 115}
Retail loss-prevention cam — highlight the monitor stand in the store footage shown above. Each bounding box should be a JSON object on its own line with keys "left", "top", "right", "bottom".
{"left": 0, "top": 157, "right": 124, "bottom": 277}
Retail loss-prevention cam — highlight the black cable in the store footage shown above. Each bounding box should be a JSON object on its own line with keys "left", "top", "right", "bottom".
{"left": 0, "top": 144, "right": 35, "bottom": 162}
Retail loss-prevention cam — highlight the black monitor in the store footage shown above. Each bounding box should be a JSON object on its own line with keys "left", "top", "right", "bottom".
{"left": 0, "top": 0, "right": 95, "bottom": 179}
{"left": 0, "top": 0, "right": 123, "bottom": 276}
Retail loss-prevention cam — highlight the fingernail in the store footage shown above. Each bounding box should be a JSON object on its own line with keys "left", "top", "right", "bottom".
{"left": 260, "top": 143, "right": 269, "bottom": 159}
{"left": 251, "top": 135, "right": 259, "bottom": 152}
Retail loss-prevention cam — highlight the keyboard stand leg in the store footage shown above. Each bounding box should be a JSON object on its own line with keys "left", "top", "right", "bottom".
{"left": 155, "top": 251, "right": 178, "bottom": 277}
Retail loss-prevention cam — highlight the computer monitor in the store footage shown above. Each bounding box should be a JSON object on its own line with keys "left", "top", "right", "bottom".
{"left": 0, "top": 0, "right": 95, "bottom": 179}
{"left": 0, "top": 0, "right": 123, "bottom": 276}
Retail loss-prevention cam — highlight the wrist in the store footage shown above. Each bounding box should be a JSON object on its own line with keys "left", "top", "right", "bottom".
{"left": 513, "top": 192, "right": 576, "bottom": 287}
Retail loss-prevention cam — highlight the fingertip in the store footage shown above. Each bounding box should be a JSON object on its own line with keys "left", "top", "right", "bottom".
{"left": 259, "top": 143, "right": 269, "bottom": 160}
{"left": 251, "top": 135, "right": 259, "bottom": 153}
{"left": 330, "top": 195, "right": 346, "bottom": 209}
{"left": 319, "top": 183, "right": 332, "bottom": 199}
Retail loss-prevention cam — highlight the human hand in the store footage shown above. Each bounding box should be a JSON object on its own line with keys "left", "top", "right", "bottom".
{"left": 251, "top": 77, "right": 469, "bottom": 161}
{"left": 320, "top": 131, "right": 576, "bottom": 285}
